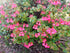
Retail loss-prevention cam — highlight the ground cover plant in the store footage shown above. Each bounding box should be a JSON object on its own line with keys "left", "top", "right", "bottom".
{"left": 0, "top": 0, "right": 70, "bottom": 53}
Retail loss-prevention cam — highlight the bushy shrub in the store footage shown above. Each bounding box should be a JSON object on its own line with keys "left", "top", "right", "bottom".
{"left": 0, "top": 0, "right": 70, "bottom": 52}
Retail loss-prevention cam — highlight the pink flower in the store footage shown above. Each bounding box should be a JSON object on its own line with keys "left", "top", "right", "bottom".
{"left": 10, "top": 33, "right": 16, "bottom": 37}
{"left": 29, "top": 14, "right": 33, "bottom": 18}
{"left": 15, "top": 10, "right": 20, "bottom": 14}
{"left": 12, "top": 38, "right": 14, "bottom": 41}
{"left": 6, "top": 18, "right": 9, "bottom": 23}
{"left": 26, "top": 24, "right": 29, "bottom": 27}
{"left": 68, "top": 3, "right": 70, "bottom": 6}
{"left": 23, "top": 23, "right": 26, "bottom": 27}
{"left": 47, "top": 18, "right": 51, "bottom": 23}
{"left": 47, "top": 15, "right": 50, "bottom": 18}
{"left": 33, "top": 24, "right": 38, "bottom": 30}
{"left": 0, "top": 36, "right": 1, "bottom": 38}
{"left": 28, "top": 42, "right": 33, "bottom": 47}
{"left": 49, "top": 11, "right": 51, "bottom": 14}
{"left": 2, "top": 24, "right": 7, "bottom": 27}
{"left": 53, "top": 23, "right": 59, "bottom": 26}
{"left": 0, "top": 5, "right": 3, "bottom": 9}
{"left": 35, "top": 33, "right": 38, "bottom": 38}
{"left": 51, "top": 1, "right": 61, "bottom": 6}
{"left": 60, "top": 18, "right": 63, "bottom": 21}
{"left": 42, "top": 38, "right": 47, "bottom": 43}
{"left": 24, "top": 43, "right": 29, "bottom": 48}
{"left": 36, "top": 0, "right": 41, "bottom": 3}
{"left": 8, "top": 24, "right": 15, "bottom": 30}
{"left": 68, "top": 21, "right": 70, "bottom": 25}
{"left": 51, "top": 19, "right": 55, "bottom": 23}
{"left": 55, "top": 18, "right": 59, "bottom": 21}
{"left": 42, "top": 42, "right": 45, "bottom": 46}
{"left": 11, "top": 13, "right": 16, "bottom": 17}
{"left": 19, "top": 32, "right": 24, "bottom": 36}
{"left": 0, "top": 21, "right": 1, "bottom": 24}
{"left": 60, "top": 21, "right": 65, "bottom": 25}
{"left": 48, "top": 0, "right": 52, "bottom": 3}
{"left": 11, "top": 3, "right": 17, "bottom": 8}
{"left": 59, "top": 18, "right": 65, "bottom": 25}
{"left": 9, "top": 2, "right": 11, "bottom": 5}
{"left": 56, "top": 23, "right": 59, "bottom": 26}
{"left": 36, "top": 21, "right": 41, "bottom": 26}
{"left": 64, "top": 21, "right": 68, "bottom": 25}
{"left": 10, "top": 18, "right": 14, "bottom": 23}
{"left": 42, "top": 2, "right": 44, "bottom": 4}
{"left": 51, "top": 28, "right": 57, "bottom": 34}
{"left": 35, "top": 32, "right": 40, "bottom": 38}
{"left": 41, "top": 17, "right": 48, "bottom": 21}
{"left": 41, "top": 11, "right": 45, "bottom": 14}
{"left": 46, "top": 28, "right": 57, "bottom": 35}
{"left": 16, "top": 22, "right": 19, "bottom": 26}
{"left": 61, "top": 7, "right": 63, "bottom": 10}
{"left": 4, "top": 3, "right": 7, "bottom": 6}
{"left": 6, "top": 18, "right": 13, "bottom": 23}
{"left": 42, "top": 15, "right": 51, "bottom": 22}
{"left": 28, "top": 7, "right": 31, "bottom": 10}
{"left": 63, "top": 5, "right": 66, "bottom": 7}
{"left": 41, "top": 32, "right": 46, "bottom": 37}
{"left": 42, "top": 6, "right": 46, "bottom": 9}
{"left": 27, "top": 35, "right": 30, "bottom": 39}
{"left": 17, "top": 27, "right": 25, "bottom": 31}
{"left": 24, "top": 42, "right": 33, "bottom": 48}
{"left": 45, "top": 45, "right": 50, "bottom": 48}
{"left": 42, "top": 42, "right": 50, "bottom": 48}
{"left": 0, "top": 10, "right": 5, "bottom": 15}
{"left": 52, "top": 23, "right": 56, "bottom": 26}
{"left": 24, "top": 31, "right": 27, "bottom": 33}
{"left": 5, "top": 14, "right": 8, "bottom": 17}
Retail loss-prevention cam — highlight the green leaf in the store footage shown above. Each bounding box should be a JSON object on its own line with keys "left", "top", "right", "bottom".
{"left": 51, "top": 43, "right": 58, "bottom": 50}
{"left": 63, "top": 48, "right": 68, "bottom": 53}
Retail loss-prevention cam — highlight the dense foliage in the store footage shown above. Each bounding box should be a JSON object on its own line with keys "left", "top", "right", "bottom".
{"left": 0, "top": 0, "right": 70, "bottom": 52}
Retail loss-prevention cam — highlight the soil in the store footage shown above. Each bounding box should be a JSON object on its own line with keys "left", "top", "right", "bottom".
{"left": 0, "top": 37, "right": 70, "bottom": 53}
{"left": 0, "top": 38, "right": 63, "bottom": 53}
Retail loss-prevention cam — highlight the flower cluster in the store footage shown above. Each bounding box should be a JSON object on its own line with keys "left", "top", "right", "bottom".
{"left": 46, "top": 28, "right": 57, "bottom": 36}
{"left": 48, "top": 0, "right": 61, "bottom": 5}
{"left": 0, "top": 0, "right": 69, "bottom": 52}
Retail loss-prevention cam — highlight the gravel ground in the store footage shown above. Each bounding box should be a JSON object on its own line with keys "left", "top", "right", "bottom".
{"left": 0, "top": 39, "right": 15, "bottom": 53}
{"left": 0, "top": 37, "right": 70, "bottom": 53}
{"left": 0, "top": 38, "right": 24, "bottom": 53}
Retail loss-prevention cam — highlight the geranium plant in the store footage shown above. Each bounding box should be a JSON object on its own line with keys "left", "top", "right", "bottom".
{"left": 0, "top": 0, "right": 70, "bottom": 52}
